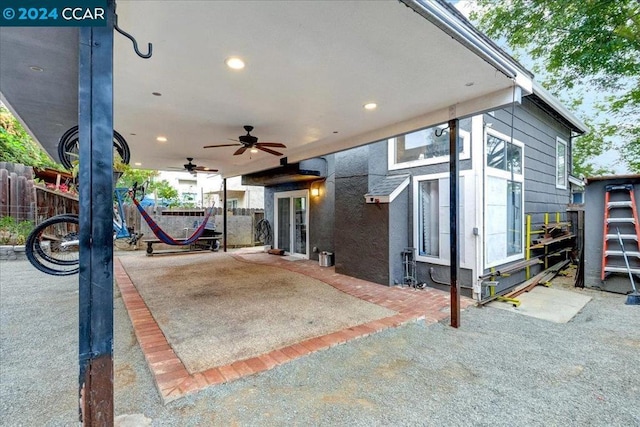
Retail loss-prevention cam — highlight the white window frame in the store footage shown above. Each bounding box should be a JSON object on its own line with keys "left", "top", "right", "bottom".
{"left": 556, "top": 137, "right": 568, "bottom": 189}
{"left": 389, "top": 125, "right": 471, "bottom": 170}
{"left": 273, "top": 189, "right": 309, "bottom": 258}
{"left": 484, "top": 128, "right": 525, "bottom": 268}
{"left": 412, "top": 171, "right": 474, "bottom": 268}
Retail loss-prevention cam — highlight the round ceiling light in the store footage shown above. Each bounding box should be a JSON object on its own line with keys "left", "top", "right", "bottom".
{"left": 363, "top": 103, "right": 377, "bottom": 110}
{"left": 225, "top": 57, "right": 245, "bottom": 70}
{"left": 134, "top": 162, "right": 142, "bottom": 166}
{"left": 29, "top": 66, "right": 44, "bottom": 72}
{"left": 156, "top": 136, "right": 167, "bottom": 142}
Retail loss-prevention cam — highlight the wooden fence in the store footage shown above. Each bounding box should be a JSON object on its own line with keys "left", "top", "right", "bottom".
{"left": 0, "top": 162, "right": 79, "bottom": 224}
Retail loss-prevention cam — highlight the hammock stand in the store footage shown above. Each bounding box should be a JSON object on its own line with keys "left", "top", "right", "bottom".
{"left": 130, "top": 191, "right": 214, "bottom": 245}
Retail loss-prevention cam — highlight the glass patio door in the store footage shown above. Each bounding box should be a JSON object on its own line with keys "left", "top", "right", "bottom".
{"left": 275, "top": 190, "right": 308, "bottom": 257}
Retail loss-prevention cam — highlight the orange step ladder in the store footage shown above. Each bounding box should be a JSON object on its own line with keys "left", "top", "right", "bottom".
{"left": 601, "top": 184, "right": 640, "bottom": 280}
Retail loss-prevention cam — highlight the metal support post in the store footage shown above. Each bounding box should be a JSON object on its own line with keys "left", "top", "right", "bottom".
{"left": 223, "top": 178, "right": 227, "bottom": 252}
{"left": 449, "top": 118, "right": 460, "bottom": 328}
{"left": 78, "top": 2, "right": 115, "bottom": 424}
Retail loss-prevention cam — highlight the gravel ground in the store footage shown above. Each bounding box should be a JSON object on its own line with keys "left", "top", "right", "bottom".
{"left": 1, "top": 258, "right": 639, "bottom": 426}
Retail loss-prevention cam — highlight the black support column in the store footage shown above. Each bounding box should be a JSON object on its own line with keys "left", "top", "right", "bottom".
{"left": 449, "top": 118, "right": 460, "bottom": 328}
{"left": 77, "top": 1, "right": 115, "bottom": 424}
{"left": 223, "top": 178, "right": 227, "bottom": 252}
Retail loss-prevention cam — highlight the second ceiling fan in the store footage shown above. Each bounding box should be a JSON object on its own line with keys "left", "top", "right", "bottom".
{"left": 204, "top": 125, "right": 286, "bottom": 156}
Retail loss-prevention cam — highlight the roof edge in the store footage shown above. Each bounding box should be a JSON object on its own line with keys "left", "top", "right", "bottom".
{"left": 531, "top": 82, "right": 588, "bottom": 134}
{"left": 401, "top": 0, "right": 533, "bottom": 93}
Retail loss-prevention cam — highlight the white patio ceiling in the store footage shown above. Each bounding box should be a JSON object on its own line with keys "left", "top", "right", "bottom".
{"left": 0, "top": 0, "right": 532, "bottom": 178}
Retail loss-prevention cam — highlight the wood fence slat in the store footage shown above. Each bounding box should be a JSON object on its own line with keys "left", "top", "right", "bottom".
{"left": 0, "top": 169, "right": 8, "bottom": 217}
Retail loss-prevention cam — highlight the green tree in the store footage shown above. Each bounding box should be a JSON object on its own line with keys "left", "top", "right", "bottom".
{"left": 0, "top": 106, "right": 63, "bottom": 169}
{"left": 153, "top": 179, "right": 179, "bottom": 202}
{"left": 470, "top": 0, "right": 640, "bottom": 174}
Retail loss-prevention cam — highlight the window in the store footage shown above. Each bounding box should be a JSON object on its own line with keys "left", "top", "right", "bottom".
{"left": 414, "top": 174, "right": 465, "bottom": 264}
{"left": 418, "top": 179, "right": 440, "bottom": 257}
{"left": 485, "top": 130, "right": 525, "bottom": 267}
{"left": 389, "top": 121, "right": 471, "bottom": 170}
{"left": 556, "top": 138, "right": 567, "bottom": 189}
{"left": 227, "top": 199, "right": 238, "bottom": 209}
{"left": 506, "top": 181, "right": 522, "bottom": 256}
{"left": 486, "top": 134, "right": 522, "bottom": 174}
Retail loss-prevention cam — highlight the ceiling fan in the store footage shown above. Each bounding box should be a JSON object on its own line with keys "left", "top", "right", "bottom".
{"left": 203, "top": 125, "right": 286, "bottom": 156}
{"left": 169, "top": 157, "right": 218, "bottom": 174}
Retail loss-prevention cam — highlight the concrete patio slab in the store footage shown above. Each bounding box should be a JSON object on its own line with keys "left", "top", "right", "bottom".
{"left": 489, "top": 285, "right": 592, "bottom": 323}
{"left": 114, "top": 251, "right": 475, "bottom": 402}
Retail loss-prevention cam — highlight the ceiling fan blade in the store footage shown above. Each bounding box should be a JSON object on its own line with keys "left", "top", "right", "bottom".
{"left": 256, "top": 145, "right": 283, "bottom": 156}
{"left": 256, "top": 142, "right": 287, "bottom": 148}
{"left": 203, "top": 143, "right": 242, "bottom": 148}
{"left": 234, "top": 146, "right": 248, "bottom": 156}
{"left": 194, "top": 166, "right": 219, "bottom": 172}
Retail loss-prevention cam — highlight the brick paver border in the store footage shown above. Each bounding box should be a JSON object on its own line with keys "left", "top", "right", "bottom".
{"left": 114, "top": 254, "right": 475, "bottom": 403}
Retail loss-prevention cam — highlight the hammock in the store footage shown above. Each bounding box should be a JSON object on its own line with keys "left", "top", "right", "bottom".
{"left": 130, "top": 192, "right": 214, "bottom": 245}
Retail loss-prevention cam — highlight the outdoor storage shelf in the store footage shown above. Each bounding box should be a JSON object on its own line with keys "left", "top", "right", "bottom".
{"left": 530, "top": 233, "right": 575, "bottom": 249}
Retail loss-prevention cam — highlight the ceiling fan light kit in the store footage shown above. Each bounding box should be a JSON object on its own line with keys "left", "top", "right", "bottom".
{"left": 204, "top": 125, "right": 287, "bottom": 157}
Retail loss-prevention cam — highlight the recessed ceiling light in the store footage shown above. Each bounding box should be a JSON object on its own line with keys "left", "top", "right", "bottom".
{"left": 363, "top": 103, "right": 377, "bottom": 110}
{"left": 134, "top": 162, "right": 142, "bottom": 166}
{"left": 225, "top": 57, "right": 245, "bottom": 70}
{"left": 156, "top": 136, "right": 167, "bottom": 142}
{"left": 333, "top": 131, "right": 339, "bottom": 134}
{"left": 465, "top": 82, "right": 474, "bottom": 87}
{"left": 250, "top": 148, "right": 259, "bottom": 153}
{"left": 130, "top": 133, "right": 136, "bottom": 136}
{"left": 29, "top": 66, "right": 44, "bottom": 72}
{"left": 152, "top": 92, "right": 162, "bottom": 96}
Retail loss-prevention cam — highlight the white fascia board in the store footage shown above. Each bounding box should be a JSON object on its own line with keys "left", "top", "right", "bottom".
{"left": 389, "top": 176, "right": 411, "bottom": 203}
{"left": 532, "top": 81, "right": 588, "bottom": 134}
{"left": 569, "top": 175, "right": 585, "bottom": 187}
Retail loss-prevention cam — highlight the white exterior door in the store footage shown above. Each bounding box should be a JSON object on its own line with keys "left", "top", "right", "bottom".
{"left": 274, "top": 190, "right": 309, "bottom": 258}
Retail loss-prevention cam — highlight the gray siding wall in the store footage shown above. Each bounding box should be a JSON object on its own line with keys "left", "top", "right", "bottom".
{"left": 487, "top": 98, "right": 572, "bottom": 225}
{"left": 482, "top": 98, "right": 574, "bottom": 293}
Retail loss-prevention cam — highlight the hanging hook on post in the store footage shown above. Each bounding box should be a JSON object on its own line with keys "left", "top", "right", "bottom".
{"left": 114, "top": 15, "right": 153, "bottom": 59}
{"left": 434, "top": 126, "right": 449, "bottom": 138}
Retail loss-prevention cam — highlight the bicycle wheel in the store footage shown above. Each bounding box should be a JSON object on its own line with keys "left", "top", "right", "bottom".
{"left": 26, "top": 214, "right": 80, "bottom": 276}
{"left": 57, "top": 125, "right": 131, "bottom": 170}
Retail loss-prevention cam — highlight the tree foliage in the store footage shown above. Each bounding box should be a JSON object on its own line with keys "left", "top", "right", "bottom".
{"left": 470, "top": 0, "right": 640, "bottom": 174}
{"left": 0, "top": 106, "right": 63, "bottom": 169}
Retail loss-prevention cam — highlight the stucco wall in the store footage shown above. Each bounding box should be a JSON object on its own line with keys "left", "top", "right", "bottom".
{"left": 334, "top": 145, "right": 391, "bottom": 284}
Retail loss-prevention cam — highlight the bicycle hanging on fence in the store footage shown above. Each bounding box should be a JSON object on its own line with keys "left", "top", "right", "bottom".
{"left": 25, "top": 183, "right": 145, "bottom": 276}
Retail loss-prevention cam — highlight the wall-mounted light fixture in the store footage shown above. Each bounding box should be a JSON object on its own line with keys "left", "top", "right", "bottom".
{"left": 310, "top": 181, "right": 322, "bottom": 198}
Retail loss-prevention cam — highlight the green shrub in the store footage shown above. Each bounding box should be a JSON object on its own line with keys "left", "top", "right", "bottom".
{"left": 0, "top": 216, "right": 34, "bottom": 245}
